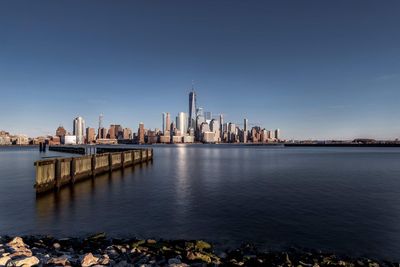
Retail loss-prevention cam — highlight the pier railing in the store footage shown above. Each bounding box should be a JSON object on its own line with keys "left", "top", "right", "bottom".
{"left": 34, "top": 148, "right": 153, "bottom": 194}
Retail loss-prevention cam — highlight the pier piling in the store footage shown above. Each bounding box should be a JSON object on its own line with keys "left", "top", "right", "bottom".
{"left": 34, "top": 148, "right": 153, "bottom": 194}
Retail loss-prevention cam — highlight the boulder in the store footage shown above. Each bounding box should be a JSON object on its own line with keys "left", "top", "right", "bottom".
{"left": 53, "top": 243, "right": 61, "bottom": 250}
{"left": 47, "top": 255, "right": 69, "bottom": 266}
{"left": 0, "top": 256, "right": 11, "bottom": 266}
{"left": 168, "top": 258, "right": 181, "bottom": 265}
{"left": 81, "top": 253, "right": 99, "bottom": 267}
{"left": 6, "top": 237, "right": 32, "bottom": 258}
{"left": 98, "top": 254, "right": 110, "bottom": 265}
{"left": 7, "top": 237, "right": 25, "bottom": 249}
{"left": 194, "top": 241, "right": 211, "bottom": 251}
{"left": 9, "top": 256, "right": 40, "bottom": 267}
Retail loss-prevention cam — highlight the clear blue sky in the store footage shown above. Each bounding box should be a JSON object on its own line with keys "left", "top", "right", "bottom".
{"left": 1, "top": 1, "right": 400, "bottom": 140}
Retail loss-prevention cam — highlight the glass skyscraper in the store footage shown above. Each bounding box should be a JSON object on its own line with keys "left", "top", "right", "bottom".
{"left": 188, "top": 90, "right": 196, "bottom": 129}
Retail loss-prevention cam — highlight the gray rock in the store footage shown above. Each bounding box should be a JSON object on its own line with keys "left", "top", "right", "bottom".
{"left": 47, "top": 255, "right": 69, "bottom": 266}
{"left": 53, "top": 243, "right": 61, "bottom": 250}
{"left": 168, "top": 258, "right": 181, "bottom": 265}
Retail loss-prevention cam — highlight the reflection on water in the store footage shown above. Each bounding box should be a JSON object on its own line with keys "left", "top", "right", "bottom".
{"left": 1, "top": 146, "right": 400, "bottom": 260}
{"left": 35, "top": 161, "right": 153, "bottom": 234}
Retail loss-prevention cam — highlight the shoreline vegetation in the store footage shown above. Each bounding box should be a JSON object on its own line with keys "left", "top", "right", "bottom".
{"left": 0, "top": 234, "right": 396, "bottom": 267}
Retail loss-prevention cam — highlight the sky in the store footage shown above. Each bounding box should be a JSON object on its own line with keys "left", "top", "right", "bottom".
{"left": 0, "top": 0, "right": 400, "bottom": 140}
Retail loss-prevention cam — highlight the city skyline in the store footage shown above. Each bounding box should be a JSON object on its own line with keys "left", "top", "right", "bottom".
{"left": 1, "top": 1, "right": 400, "bottom": 140}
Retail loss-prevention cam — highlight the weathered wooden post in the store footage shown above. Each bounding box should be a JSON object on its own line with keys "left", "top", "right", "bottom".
{"left": 108, "top": 153, "right": 113, "bottom": 172}
{"left": 70, "top": 158, "right": 76, "bottom": 184}
{"left": 91, "top": 154, "right": 96, "bottom": 177}
{"left": 121, "top": 152, "right": 125, "bottom": 168}
{"left": 55, "top": 159, "right": 61, "bottom": 191}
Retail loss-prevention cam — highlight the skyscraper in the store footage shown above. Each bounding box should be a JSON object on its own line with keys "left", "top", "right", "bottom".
{"left": 162, "top": 113, "right": 166, "bottom": 134}
{"left": 176, "top": 112, "right": 188, "bottom": 136}
{"left": 86, "top": 127, "right": 96, "bottom": 144}
{"left": 166, "top": 112, "right": 171, "bottom": 132}
{"left": 73, "top": 116, "right": 85, "bottom": 144}
{"left": 138, "top": 122, "right": 145, "bottom": 144}
{"left": 275, "top": 129, "right": 280, "bottom": 140}
{"left": 188, "top": 90, "right": 197, "bottom": 129}
{"left": 243, "top": 118, "right": 249, "bottom": 143}
{"left": 219, "top": 114, "right": 224, "bottom": 139}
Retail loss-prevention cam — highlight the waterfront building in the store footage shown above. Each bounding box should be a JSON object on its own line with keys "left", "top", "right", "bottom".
{"left": 162, "top": 113, "right": 167, "bottom": 134}
{"left": 123, "top": 128, "right": 132, "bottom": 140}
{"left": 64, "top": 135, "right": 77, "bottom": 145}
{"left": 188, "top": 127, "right": 195, "bottom": 137}
{"left": 243, "top": 118, "right": 249, "bottom": 143}
{"left": 108, "top": 126, "right": 116, "bottom": 139}
{"left": 55, "top": 126, "right": 67, "bottom": 139}
{"left": 49, "top": 136, "right": 61, "bottom": 145}
{"left": 172, "top": 135, "right": 183, "bottom": 143}
{"left": 166, "top": 113, "right": 171, "bottom": 133}
{"left": 219, "top": 114, "right": 224, "bottom": 139}
{"left": 261, "top": 129, "right": 268, "bottom": 143}
{"left": 176, "top": 112, "right": 188, "bottom": 136}
{"left": 15, "top": 135, "right": 29, "bottom": 145}
{"left": 98, "top": 127, "right": 107, "bottom": 139}
{"left": 96, "top": 138, "right": 118, "bottom": 145}
{"left": 160, "top": 134, "right": 171, "bottom": 143}
{"left": 73, "top": 116, "right": 85, "bottom": 145}
{"left": 0, "top": 135, "right": 11, "bottom": 145}
{"left": 183, "top": 135, "right": 194, "bottom": 143}
{"left": 275, "top": 129, "right": 280, "bottom": 140}
{"left": 188, "top": 90, "right": 197, "bottom": 129}
{"left": 147, "top": 130, "right": 158, "bottom": 144}
{"left": 210, "top": 119, "right": 220, "bottom": 143}
{"left": 203, "top": 132, "right": 215, "bottom": 143}
{"left": 138, "top": 122, "right": 145, "bottom": 144}
{"left": 86, "top": 127, "right": 96, "bottom": 144}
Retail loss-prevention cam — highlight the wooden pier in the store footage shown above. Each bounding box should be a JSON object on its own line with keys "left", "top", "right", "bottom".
{"left": 34, "top": 148, "right": 153, "bottom": 194}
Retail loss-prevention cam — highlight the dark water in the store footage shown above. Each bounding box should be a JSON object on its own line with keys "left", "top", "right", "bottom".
{"left": 1, "top": 145, "right": 400, "bottom": 260}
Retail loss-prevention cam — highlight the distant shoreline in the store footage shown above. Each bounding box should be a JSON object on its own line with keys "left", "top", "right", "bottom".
{"left": 2, "top": 143, "right": 400, "bottom": 148}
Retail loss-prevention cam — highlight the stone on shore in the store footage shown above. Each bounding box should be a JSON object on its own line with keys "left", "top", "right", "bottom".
{"left": 194, "top": 240, "right": 211, "bottom": 251}
{"left": 0, "top": 256, "right": 11, "bottom": 266}
{"left": 8, "top": 256, "right": 39, "bottom": 267}
{"left": 6, "top": 237, "right": 32, "bottom": 258}
{"left": 81, "top": 253, "right": 99, "bottom": 267}
{"left": 46, "top": 255, "right": 69, "bottom": 266}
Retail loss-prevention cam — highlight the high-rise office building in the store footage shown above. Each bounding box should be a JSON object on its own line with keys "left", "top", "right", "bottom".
{"left": 98, "top": 127, "right": 107, "bottom": 139}
{"left": 166, "top": 113, "right": 171, "bottom": 132}
{"left": 138, "top": 122, "right": 145, "bottom": 144}
{"left": 162, "top": 113, "right": 166, "bottom": 134}
{"left": 86, "top": 127, "right": 96, "bottom": 144}
{"left": 188, "top": 90, "right": 197, "bottom": 129}
{"left": 275, "top": 129, "right": 280, "bottom": 140}
{"left": 176, "top": 112, "right": 188, "bottom": 135}
{"left": 56, "top": 126, "right": 66, "bottom": 138}
{"left": 243, "top": 118, "right": 249, "bottom": 143}
{"left": 73, "top": 116, "right": 85, "bottom": 144}
{"left": 219, "top": 114, "right": 224, "bottom": 139}
{"left": 123, "top": 128, "right": 132, "bottom": 139}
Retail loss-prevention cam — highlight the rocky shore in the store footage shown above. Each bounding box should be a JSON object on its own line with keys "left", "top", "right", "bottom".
{"left": 0, "top": 234, "right": 397, "bottom": 267}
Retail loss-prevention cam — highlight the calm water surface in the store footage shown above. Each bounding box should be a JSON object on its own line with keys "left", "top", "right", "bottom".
{"left": 1, "top": 145, "right": 400, "bottom": 260}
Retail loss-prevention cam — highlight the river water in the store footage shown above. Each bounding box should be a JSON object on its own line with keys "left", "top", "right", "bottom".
{"left": 0, "top": 145, "right": 400, "bottom": 260}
